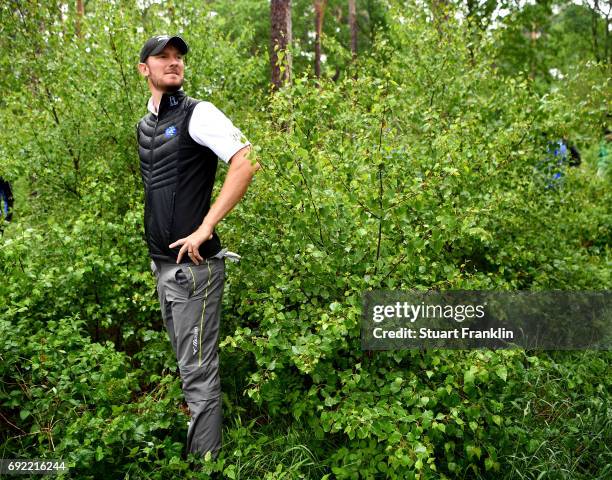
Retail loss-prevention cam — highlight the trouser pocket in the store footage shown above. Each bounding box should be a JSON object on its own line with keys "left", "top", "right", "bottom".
{"left": 175, "top": 267, "right": 194, "bottom": 297}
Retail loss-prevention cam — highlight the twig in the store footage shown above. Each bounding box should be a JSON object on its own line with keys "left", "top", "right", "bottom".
{"left": 0, "top": 411, "right": 26, "bottom": 435}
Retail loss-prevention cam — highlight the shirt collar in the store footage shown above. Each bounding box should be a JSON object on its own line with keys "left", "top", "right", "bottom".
{"left": 146, "top": 89, "right": 186, "bottom": 116}
{"left": 147, "top": 97, "right": 157, "bottom": 115}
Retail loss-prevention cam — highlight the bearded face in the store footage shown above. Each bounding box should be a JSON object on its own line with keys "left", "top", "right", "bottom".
{"left": 140, "top": 43, "right": 185, "bottom": 93}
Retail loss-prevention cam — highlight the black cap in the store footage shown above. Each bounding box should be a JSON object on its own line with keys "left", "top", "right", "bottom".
{"left": 139, "top": 35, "right": 189, "bottom": 63}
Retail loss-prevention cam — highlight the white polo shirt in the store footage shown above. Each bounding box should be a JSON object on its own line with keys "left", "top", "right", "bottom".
{"left": 147, "top": 96, "right": 250, "bottom": 163}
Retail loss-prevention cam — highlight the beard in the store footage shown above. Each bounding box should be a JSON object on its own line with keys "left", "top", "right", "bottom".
{"left": 149, "top": 74, "right": 184, "bottom": 93}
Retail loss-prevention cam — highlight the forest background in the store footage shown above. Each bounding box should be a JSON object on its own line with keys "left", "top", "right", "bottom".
{"left": 0, "top": 0, "right": 610, "bottom": 479}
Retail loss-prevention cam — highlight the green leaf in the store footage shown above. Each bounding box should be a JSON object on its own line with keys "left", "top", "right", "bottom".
{"left": 466, "top": 444, "right": 482, "bottom": 460}
{"left": 95, "top": 446, "right": 104, "bottom": 461}
{"left": 495, "top": 366, "right": 508, "bottom": 382}
{"left": 224, "top": 465, "right": 236, "bottom": 479}
{"left": 464, "top": 367, "right": 477, "bottom": 385}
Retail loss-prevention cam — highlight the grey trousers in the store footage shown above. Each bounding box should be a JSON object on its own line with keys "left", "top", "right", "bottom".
{"left": 151, "top": 257, "right": 225, "bottom": 458}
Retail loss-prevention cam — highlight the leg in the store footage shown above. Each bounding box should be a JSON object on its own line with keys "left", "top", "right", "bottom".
{"left": 186, "top": 396, "right": 222, "bottom": 458}
{"left": 160, "top": 258, "right": 226, "bottom": 458}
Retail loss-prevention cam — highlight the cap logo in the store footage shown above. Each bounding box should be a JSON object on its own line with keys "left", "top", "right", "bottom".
{"left": 156, "top": 35, "right": 169, "bottom": 42}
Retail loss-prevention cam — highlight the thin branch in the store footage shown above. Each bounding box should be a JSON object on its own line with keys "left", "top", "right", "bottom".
{"left": 374, "top": 80, "right": 388, "bottom": 275}
{"left": 280, "top": 135, "right": 326, "bottom": 245}
{"left": 0, "top": 411, "right": 27, "bottom": 435}
{"left": 108, "top": 30, "right": 134, "bottom": 115}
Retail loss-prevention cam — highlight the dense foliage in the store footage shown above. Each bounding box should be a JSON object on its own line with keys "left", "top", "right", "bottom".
{"left": 1, "top": 1, "right": 610, "bottom": 479}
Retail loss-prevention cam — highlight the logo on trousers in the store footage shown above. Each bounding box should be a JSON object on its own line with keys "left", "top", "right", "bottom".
{"left": 192, "top": 327, "right": 199, "bottom": 355}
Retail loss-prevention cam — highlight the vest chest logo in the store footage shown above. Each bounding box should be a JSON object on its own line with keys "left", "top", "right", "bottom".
{"left": 169, "top": 96, "right": 179, "bottom": 107}
{"left": 164, "top": 125, "right": 178, "bottom": 138}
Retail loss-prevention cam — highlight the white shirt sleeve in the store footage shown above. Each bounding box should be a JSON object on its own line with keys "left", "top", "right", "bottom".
{"left": 188, "top": 101, "right": 250, "bottom": 163}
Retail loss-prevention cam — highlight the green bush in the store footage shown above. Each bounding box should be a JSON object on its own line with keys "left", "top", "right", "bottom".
{"left": 1, "top": 1, "right": 609, "bottom": 479}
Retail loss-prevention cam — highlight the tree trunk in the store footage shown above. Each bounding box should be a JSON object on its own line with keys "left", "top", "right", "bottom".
{"left": 591, "top": 1, "right": 601, "bottom": 62}
{"left": 76, "top": 0, "right": 84, "bottom": 37}
{"left": 348, "top": 0, "right": 357, "bottom": 59}
{"left": 314, "top": 0, "right": 327, "bottom": 78}
{"left": 430, "top": 0, "right": 449, "bottom": 35}
{"left": 270, "top": 0, "right": 292, "bottom": 90}
{"left": 605, "top": 15, "right": 610, "bottom": 65}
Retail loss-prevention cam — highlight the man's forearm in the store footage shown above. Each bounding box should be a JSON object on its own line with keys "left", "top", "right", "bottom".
{"left": 201, "top": 147, "right": 260, "bottom": 230}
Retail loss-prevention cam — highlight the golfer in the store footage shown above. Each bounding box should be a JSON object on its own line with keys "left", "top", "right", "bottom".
{"left": 136, "top": 34, "right": 259, "bottom": 460}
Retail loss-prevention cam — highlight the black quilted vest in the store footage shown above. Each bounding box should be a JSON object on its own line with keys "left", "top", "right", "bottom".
{"left": 136, "top": 90, "right": 222, "bottom": 263}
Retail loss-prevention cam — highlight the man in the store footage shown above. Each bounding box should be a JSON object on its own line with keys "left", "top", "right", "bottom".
{"left": 0, "top": 177, "right": 13, "bottom": 225}
{"left": 136, "top": 35, "right": 260, "bottom": 461}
